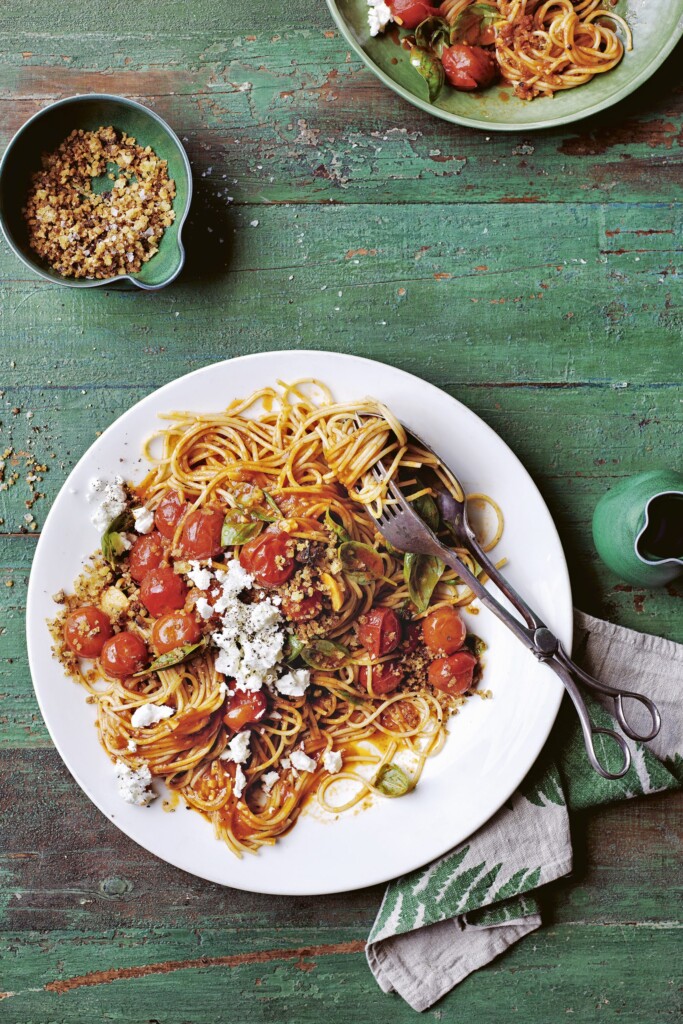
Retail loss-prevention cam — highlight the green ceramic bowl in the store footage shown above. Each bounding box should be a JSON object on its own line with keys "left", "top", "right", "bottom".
{"left": 0, "top": 94, "right": 192, "bottom": 290}
{"left": 326, "top": 0, "right": 683, "bottom": 131}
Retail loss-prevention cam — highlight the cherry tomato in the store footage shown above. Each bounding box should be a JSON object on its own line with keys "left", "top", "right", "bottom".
{"left": 239, "top": 528, "right": 296, "bottom": 587}
{"left": 422, "top": 606, "right": 467, "bottom": 656}
{"left": 63, "top": 606, "right": 113, "bottom": 657}
{"left": 358, "top": 606, "right": 402, "bottom": 658}
{"left": 223, "top": 690, "right": 268, "bottom": 731}
{"left": 359, "top": 661, "right": 404, "bottom": 696}
{"left": 281, "top": 588, "right": 324, "bottom": 621}
{"left": 154, "top": 489, "right": 188, "bottom": 539}
{"left": 441, "top": 45, "right": 497, "bottom": 91}
{"left": 428, "top": 651, "right": 477, "bottom": 695}
{"left": 140, "top": 567, "right": 188, "bottom": 617}
{"left": 180, "top": 507, "right": 225, "bottom": 560}
{"left": 400, "top": 619, "right": 422, "bottom": 654}
{"left": 128, "top": 531, "right": 165, "bottom": 583}
{"left": 151, "top": 611, "right": 201, "bottom": 654}
{"left": 100, "top": 631, "right": 148, "bottom": 678}
{"left": 389, "top": 0, "right": 439, "bottom": 30}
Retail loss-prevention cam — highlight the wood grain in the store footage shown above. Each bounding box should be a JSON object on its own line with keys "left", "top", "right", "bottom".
{"left": 0, "top": 1, "right": 681, "bottom": 1020}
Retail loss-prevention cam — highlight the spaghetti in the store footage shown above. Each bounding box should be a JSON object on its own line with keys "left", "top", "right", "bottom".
{"left": 372, "top": 0, "right": 631, "bottom": 103}
{"left": 50, "top": 381, "right": 503, "bottom": 856}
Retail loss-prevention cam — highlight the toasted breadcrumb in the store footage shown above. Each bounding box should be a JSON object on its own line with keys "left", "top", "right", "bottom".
{"left": 23, "top": 126, "right": 176, "bottom": 279}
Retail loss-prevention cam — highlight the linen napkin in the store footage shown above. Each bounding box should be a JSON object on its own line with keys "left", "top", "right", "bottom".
{"left": 366, "top": 610, "right": 683, "bottom": 1011}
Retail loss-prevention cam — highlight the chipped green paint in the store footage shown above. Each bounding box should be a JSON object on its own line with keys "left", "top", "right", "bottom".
{"left": 0, "top": 1, "right": 681, "bottom": 1020}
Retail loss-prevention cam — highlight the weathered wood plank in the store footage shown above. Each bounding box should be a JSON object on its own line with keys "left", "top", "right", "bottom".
{"left": 0, "top": 30, "right": 681, "bottom": 206}
{"left": 1, "top": 203, "right": 681, "bottom": 392}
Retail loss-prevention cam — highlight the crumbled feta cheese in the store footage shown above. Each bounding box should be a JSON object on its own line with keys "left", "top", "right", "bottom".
{"left": 367, "top": 0, "right": 393, "bottom": 36}
{"left": 210, "top": 561, "right": 284, "bottom": 692}
{"left": 323, "top": 749, "right": 343, "bottom": 774}
{"left": 275, "top": 668, "right": 311, "bottom": 697}
{"left": 234, "top": 764, "right": 247, "bottom": 798}
{"left": 290, "top": 748, "right": 316, "bottom": 773}
{"left": 195, "top": 597, "right": 214, "bottom": 620}
{"left": 261, "top": 770, "right": 279, "bottom": 794}
{"left": 114, "top": 759, "right": 155, "bottom": 805}
{"left": 89, "top": 475, "right": 128, "bottom": 533}
{"left": 132, "top": 506, "right": 154, "bottom": 534}
{"left": 220, "top": 729, "right": 251, "bottom": 764}
{"left": 218, "top": 679, "right": 229, "bottom": 698}
{"left": 131, "top": 703, "right": 175, "bottom": 728}
{"left": 127, "top": 739, "right": 138, "bottom": 753}
{"left": 187, "top": 560, "right": 213, "bottom": 591}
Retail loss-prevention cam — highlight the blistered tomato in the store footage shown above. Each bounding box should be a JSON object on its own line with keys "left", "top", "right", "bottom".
{"left": 151, "top": 611, "right": 201, "bottom": 654}
{"left": 128, "top": 531, "right": 165, "bottom": 583}
{"left": 63, "top": 606, "right": 113, "bottom": 657}
{"left": 154, "top": 489, "right": 188, "bottom": 539}
{"left": 140, "top": 567, "right": 188, "bottom": 617}
{"left": 428, "top": 651, "right": 477, "bottom": 695}
{"left": 359, "top": 661, "right": 404, "bottom": 695}
{"left": 422, "top": 606, "right": 466, "bottom": 656}
{"left": 100, "top": 631, "right": 148, "bottom": 678}
{"left": 223, "top": 690, "right": 268, "bottom": 731}
{"left": 180, "top": 508, "right": 224, "bottom": 559}
{"left": 239, "top": 529, "right": 296, "bottom": 587}
{"left": 358, "top": 606, "right": 402, "bottom": 658}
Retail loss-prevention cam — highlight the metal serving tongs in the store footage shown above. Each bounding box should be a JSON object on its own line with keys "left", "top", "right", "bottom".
{"left": 359, "top": 418, "right": 661, "bottom": 780}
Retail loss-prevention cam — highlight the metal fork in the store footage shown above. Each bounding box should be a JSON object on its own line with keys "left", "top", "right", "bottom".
{"left": 364, "top": 455, "right": 661, "bottom": 780}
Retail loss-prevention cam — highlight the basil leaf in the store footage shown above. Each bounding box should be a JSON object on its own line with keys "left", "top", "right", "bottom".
{"left": 404, "top": 552, "right": 445, "bottom": 613}
{"left": 263, "top": 491, "right": 283, "bottom": 517}
{"left": 221, "top": 508, "right": 264, "bottom": 545}
{"left": 464, "top": 633, "right": 488, "bottom": 658}
{"left": 374, "top": 763, "right": 413, "bottom": 798}
{"left": 133, "top": 637, "right": 208, "bottom": 678}
{"left": 301, "top": 639, "right": 349, "bottom": 671}
{"left": 409, "top": 45, "right": 445, "bottom": 103}
{"left": 412, "top": 492, "right": 440, "bottom": 532}
{"left": 101, "top": 509, "right": 134, "bottom": 568}
{"left": 284, "top": 633, "right": 306, "bottom": 663}
{"left": 450, "top": 2, "right": 498, "bottom": 44}
{"left": 415, "top": 15, "right": 451, "bottom": 56}
{"left": 325, "top": 507, "right": 351, "bottom": 544}
{"left": 339, "top": 541, "right": 384, "bottom": 584}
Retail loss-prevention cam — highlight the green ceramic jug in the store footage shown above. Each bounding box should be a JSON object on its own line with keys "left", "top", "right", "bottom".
{"left": 592, "top": 470, "right": 683, "bottom": 586}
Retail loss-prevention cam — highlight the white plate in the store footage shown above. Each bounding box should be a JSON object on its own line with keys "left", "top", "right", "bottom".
{"left": 26, "top": 351, "right": 571, "bottom": 895}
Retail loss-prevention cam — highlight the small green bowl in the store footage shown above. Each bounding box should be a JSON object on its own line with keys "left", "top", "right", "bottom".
{"left": 0, "top": 94, "right": 192, "bottom": 290}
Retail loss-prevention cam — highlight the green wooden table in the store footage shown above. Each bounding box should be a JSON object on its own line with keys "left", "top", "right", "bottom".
{"left": 1, "top": 2, "right": 681, "bottom": 1020}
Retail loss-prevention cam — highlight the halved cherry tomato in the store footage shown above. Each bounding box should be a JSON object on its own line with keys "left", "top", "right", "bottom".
{"left": 389, "top": 0, "right": 439, "bottom": 30}
{"left": 428, "top": 651, "right": 477, "bottom": 695}
{"left": 63, "top": 606, "right": 113, "bottom": 657}
{"left": 100, "top": 631, "right": 148, "bottom": 678}
{"left": 180, "top": 508, "right": 224, "bottom": 560}
{"left": 281, "top": 588, "right": 324, "bottom": 621}
{"left": 154, "top": 489, "right": 188, "bottom": 539}
{"left": 422, "top": 606, "right": 466, "bottom": 656}
{"left": 223, "top": 690, "right": 268, "bottom": 731}
{"left": 140, "top": 567, "right": 188, "bottom": 617}
{"left": 128, "top": 531, "right": 165, "bottom": 583}
{"left": 151, "top": 611, "right": 201, "bottom": 654}
{"left": 239, "top": 528, "right": 296, "bottom": 587}
{"left": 358, "top": 606, "right": 402, "bottom": 658}
{"left": 400, "top": 619, "right": 422, "bottom": 654}
{"left": 441, "top": 44, "right": 497, "bottom": 91}
{"left": 359, "top": 661, "right": 404, "bottom": 695}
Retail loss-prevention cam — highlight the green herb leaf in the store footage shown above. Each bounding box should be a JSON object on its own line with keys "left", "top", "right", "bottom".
{"left": 263, "top": 491, "right": 283, "bottom": 517}
{"left": 101, "top": 509, "right": 135, "bottom": 568}
{"left": 404, "top": 552, "right": 445, "bottom": 613}
{"left": 408, "top": 45, "right": 445, "bottom": 103}
{"left": 221, "top": 508, "right": 264, "bottom": 546}
{"left": 465, "top": 633, "right": 488, "bottom": 658}
{"left": 325, "top": 507, "right": 351, "bottom": 544}
{"left": 450, "top": 2, "right": 499, "bottom": 44}
{"left": 301, "top": 639, "right": 349, "bottom": 671}
{"left": 284, "top": 633, "right": 306, "bottom": 663}
{"left": 415, "top": 15, "right": 451, "bottom": 56}
{"left": 412, "top": 492, "right": 440, "bottom": 532}
{"left": 374, "top": 762, "right": 413, "bottom": 798}
{"left": 133, "top": 637, "right": 208, "bottom": 678}
{"left": 339, "top": 541, "right": 384, "bottom": 584}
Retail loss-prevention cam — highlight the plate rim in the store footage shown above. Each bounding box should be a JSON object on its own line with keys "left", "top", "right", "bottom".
{"left": 26, "top": 349, "right": 573, "bottom": 894}
{"left": 324, "top": 0, "right": 683, "bottom": 132}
